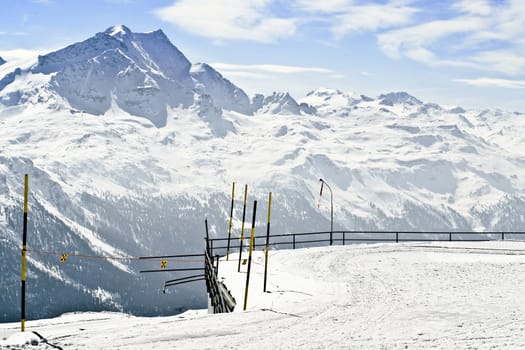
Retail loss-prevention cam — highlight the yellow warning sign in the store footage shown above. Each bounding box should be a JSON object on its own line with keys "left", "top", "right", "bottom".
{"left": 60, "top": 254, "right": 68, "bottom": 263}
{"left": 160, "top": 260, "right": 167, "bottom": 269}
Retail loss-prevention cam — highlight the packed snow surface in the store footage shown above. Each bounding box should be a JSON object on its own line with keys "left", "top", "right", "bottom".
{"left": 2, "top": 241, "right": 525, "bottom": 349}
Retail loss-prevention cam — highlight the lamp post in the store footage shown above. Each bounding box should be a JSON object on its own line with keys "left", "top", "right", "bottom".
{"left": 319, "top": 178, "right": 333, "bottom": 246}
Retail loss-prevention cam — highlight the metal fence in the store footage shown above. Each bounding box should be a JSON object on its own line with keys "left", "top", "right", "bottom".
{"left": 208, "top": 230, "right": 525, "bottom": 257}
{"left": 204, "top": 220, "right": 236, "bottom": 313}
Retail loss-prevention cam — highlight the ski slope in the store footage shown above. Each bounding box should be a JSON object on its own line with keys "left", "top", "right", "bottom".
{"left": 2, "top": 241, "right": 525, "bottom": 349}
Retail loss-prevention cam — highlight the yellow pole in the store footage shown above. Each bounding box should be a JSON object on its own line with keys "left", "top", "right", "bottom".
{"left": 226, "top": 182, "right": 235, "bottom": 260}
{"left": 243, "top": 200, "right": 257, "bottom": 310}
{"left": 237, "top": 184, "right": 248, "bottom": 272}
{"left": 240, "top": 185, "right": 248, "bottom": 239}
{"left": 263, "top": 192, "right": 272, "bottom": 292}
{"left": 21, "top": 174, "right": 28, "bottom": 332}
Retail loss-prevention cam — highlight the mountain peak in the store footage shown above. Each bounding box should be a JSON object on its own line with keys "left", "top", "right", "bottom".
{"left": 256, "top": 91, "right": 302, "bottom": 115}
{"left": 307, "top": 87, "right": 346, "bottom": 97}
{"left": 145, "top": 28, "right": 170, "bottom": 40}
{"left": 190, "top": 62, "right": 252, "bottom": 115}
{"left": 378, "top": 91, "right": 422, "bottom": 106}
{"left": 301, "top": 87, "right": 360, "bottom": 116}
{"left": 12, "top": 24, "right": 195, "bottom": 126}
{"left": 0, "top": 56, "right": 5, "bottom": 66}
{"left": 104, "top": 24, "right": 132, "bottom": 37}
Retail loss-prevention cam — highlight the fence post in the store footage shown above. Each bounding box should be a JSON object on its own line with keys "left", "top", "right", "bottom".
{"left": 342, "top": 232, "right": 345, "bottom": 246}
{"left": 238, "top": 184, "right": 248, "bottom": 272}
{"left": 449, "top": 232, "right": 452, "bottom": 241}
{"left": 215, "top": 255, "right": 220, "bottom": 275}
{"left": 243, "top": 200, "right": 257, "bottom": 311}
{"left": 21, "top": 174, "right": 28, "bottom": 332}
{"left": 226, "top": 182, "right": 235, "bottom": 260}
{"left": 264, "top": 192, "right": 272, "bottom": 292}
{"left": 205, "top": 219, "right": 211, "bottom": 257}
{"left": 502, "top": 232, "right": 504, "bottom": 240}
{"left": 318, "top": 179, "right": 334, "bottom": 246}
{"left": 293, "top": 234, "right": 296, "bottom": 249}
{"left": 396, "top": 232, "right": 398, "bottom": 243}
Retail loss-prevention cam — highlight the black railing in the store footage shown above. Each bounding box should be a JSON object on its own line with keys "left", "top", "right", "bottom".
{"left": 204, "top": 217, "right": 236, "bottom": 314}
{"left": 204, "top": 247, "right": 236, "bottom": 313}
{"left": 208, "top": 230, "right": 525, "bottom": 257}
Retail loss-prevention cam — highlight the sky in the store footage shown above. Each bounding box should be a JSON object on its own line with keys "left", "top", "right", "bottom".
{"left": 0, "top": 0, "right": 524, "bottom": 111}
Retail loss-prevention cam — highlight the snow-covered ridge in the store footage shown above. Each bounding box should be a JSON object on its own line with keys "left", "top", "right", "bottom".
{"left": 3, "top": 25, "right": 524, "bottom": 124}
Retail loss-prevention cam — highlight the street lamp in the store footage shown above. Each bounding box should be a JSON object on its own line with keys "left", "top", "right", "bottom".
{"left": 319, "top": 178, "right": 333, "bottom": 246}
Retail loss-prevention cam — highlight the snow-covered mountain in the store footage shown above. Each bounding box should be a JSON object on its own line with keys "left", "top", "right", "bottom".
{"left": 378, "top": 91, "right": 422, "bottom": 106}
{"left": 190, "top": 62, "right": 252, "bottom": 115}
{"left": 0, "top": 25, "right": 258, "bottom": 127}
{"left": 0, "top": 56, "right": 5, "bottom": 65}
{"left": 253, "top": 91, "right": 314, "bottom": 115}
{"left": 1, "top": 25, "right": 525, "bottom": 322}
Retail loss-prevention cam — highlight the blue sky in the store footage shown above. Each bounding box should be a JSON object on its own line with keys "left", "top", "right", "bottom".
{"left": 1, "top": 0, "right": 524, "bottom": 111}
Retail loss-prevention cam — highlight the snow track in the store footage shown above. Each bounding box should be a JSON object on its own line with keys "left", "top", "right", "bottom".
{"left": 2, "top": 241, "right": 525, "bottom": 349}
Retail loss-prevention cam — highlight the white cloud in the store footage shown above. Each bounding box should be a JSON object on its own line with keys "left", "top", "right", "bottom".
{"left": 293, "top": 0, "right": 354, "bottom": 13}
{"left": 0, "top": 32, "right": 27, "bottom": 36}
{"left": 332, "top": 3, "right": 418, "bottom": 38}
{"left": 210, "top": 63, "right": 334, "bottom": 74}
{"left": 153, "top": 0, "right": 296, "bottom": 43}
{"left": 153, "top": 0, "right": 525, "bottom": 78}
{"left": 377, "top": 1, "right": 525, "bottom": 76}
{"left": 455, "top": 77, "right": 525, "bottom": 89}
{"left": 292, "top": 0, "right": 418, "bottom": 38}
{"left": 470, "top": 51, "right": 525, "bottom": 75}
{"left": 377, "top": 17, "right": 485, "bottom": 59}
{"left": 492, "top": 1, "right": 525, "bottom": 42}
{"left": 219, "top": 71, "right": 268, "bottom": 79}
{"left": 153, "top": 0, "right": 418, "bottom": 43}
{"left": 452, "top": 0, "right": 492, "bottom": 16}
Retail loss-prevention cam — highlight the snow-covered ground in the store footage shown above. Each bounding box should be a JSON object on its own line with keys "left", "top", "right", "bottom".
{"left": 2, "top": 241, "right": 525, "bottom": 349}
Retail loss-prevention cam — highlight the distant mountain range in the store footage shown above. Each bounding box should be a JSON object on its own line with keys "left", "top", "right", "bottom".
{"left": 1, "top": 25, "right": 524, "bottom": 322}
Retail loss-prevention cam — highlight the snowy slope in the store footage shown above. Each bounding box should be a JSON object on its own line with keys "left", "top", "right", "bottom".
{"left": 1, "top": 25, "right": 525, "bottom": 322}
{"left": 2, "top": 242, "right": 525, "bottom": 349}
